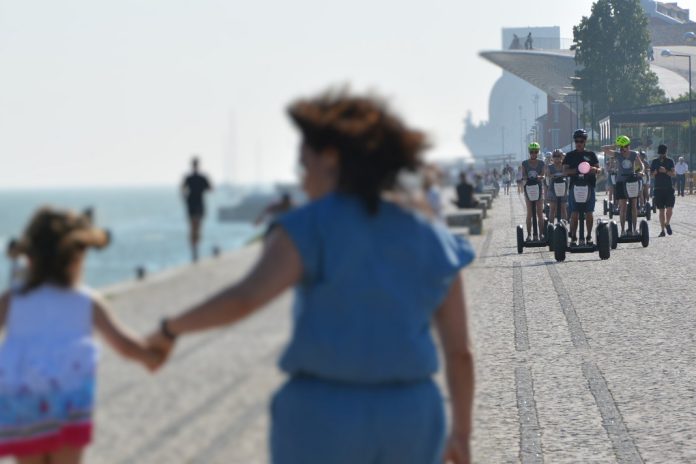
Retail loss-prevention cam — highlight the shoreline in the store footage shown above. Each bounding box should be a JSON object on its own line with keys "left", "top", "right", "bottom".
{"left": 98, "top": 241, "right": 262, "bottom": 299}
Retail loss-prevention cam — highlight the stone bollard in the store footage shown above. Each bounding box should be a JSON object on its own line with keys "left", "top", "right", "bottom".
{"left": 212, "top": 246, "right": 221, "bottom": 257}
{"left": 135, "top": 266, "right": 146, "bottom": 280}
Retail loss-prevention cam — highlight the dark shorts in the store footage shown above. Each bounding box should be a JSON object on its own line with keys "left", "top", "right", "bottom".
{"left": 187, "top": 204, "right": 205, "bottom": 219}
{"left": 567, "top": 186, "right": 596, "bottom": 213}
{"left": 653, "top": 188, "right": 675, "bottom": 209}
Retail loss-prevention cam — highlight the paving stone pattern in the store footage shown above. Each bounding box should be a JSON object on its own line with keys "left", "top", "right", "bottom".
{"left": 5, "top": 191, "right": 696, "bottom": 463}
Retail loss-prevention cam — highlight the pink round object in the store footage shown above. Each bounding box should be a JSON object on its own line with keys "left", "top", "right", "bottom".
{"left": 578, "top": 161, "right": 591, "bottom": 174}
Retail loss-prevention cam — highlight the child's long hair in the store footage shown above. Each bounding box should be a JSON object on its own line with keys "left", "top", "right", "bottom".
{"left": 17, "top": 207, "right": 109, "bottom": 292}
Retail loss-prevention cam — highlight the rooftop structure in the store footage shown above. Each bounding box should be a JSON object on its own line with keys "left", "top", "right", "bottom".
{"left": 465, "top": 0, "right": 695, "bottom": 161}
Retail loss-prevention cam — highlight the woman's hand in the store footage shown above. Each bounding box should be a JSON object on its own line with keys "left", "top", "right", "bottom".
{"left": 443, "top": 433, "right": 470, "bottom": 464}
{"left": 145, "top": 330, "right": 176, "bottom": 371}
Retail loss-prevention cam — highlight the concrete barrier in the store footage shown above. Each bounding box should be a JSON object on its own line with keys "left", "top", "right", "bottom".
{"left": 446, "top": 210, "right": 483, "bottom": 235}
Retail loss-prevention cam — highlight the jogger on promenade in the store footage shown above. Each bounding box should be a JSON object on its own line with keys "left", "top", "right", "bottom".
{"left": 0, "top": 207, "right": 162, "bottom": 464}
{"left": 182, "top": 156, "right": 213, "bottom": 262}
{"left": 149, "top": 89, "right": 476, "bottom": 464}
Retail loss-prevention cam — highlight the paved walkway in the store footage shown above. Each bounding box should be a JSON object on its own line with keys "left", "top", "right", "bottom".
{"left": 7, "top": 191, "right": 696, "bottom": 463}
{"left": 468, "top": 190, "right": 696, "bottom": 463}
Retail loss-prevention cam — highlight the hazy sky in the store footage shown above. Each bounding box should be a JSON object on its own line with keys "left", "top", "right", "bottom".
{"left": 0, "top": 0, "right": 597, "bottom": 188}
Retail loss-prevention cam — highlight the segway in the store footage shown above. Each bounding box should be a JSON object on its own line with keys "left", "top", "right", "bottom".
{"left": 603, "top": 174, "right": 620, "bottom": 218}
{"left": 636, "top": 176, "right": 652, "bottom": 220}
{"left": 553, "top": 162, "right": 611, "bottom": 261}
{"left": 516, "top": 177, "right": 548, "bottom": 253}
{"left": 547, "top": 176, "right": 568, "bottom": 252}
{"left": 609, "top": 174, "right": 649, "bottom": 248}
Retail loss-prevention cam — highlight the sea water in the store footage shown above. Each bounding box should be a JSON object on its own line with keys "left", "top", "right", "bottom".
{"left": 0, "top": 186, "right": 260, "bottom": 290}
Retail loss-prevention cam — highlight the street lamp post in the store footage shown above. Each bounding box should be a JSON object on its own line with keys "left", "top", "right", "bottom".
{"left": 662, "top": 49, "right": 693, "bottom": 170}
{"left": 563, "top": 86, "right": 581, "bottom": 130}
{"left": 558, "top": 92, "right": 575, "bottom": 146}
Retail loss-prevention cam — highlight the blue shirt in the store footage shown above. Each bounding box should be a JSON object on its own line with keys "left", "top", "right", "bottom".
{"left": 274, "top": 193, "right": 475, "bottom": 384}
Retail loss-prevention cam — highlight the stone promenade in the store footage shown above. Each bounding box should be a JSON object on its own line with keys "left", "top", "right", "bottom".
{"left": 10, "top": 191, "right": 696, "bottom": 463}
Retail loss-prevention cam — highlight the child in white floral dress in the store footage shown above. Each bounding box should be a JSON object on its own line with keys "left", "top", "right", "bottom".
{"left": 0, "top": 207, "right": 161, "bottom": 464}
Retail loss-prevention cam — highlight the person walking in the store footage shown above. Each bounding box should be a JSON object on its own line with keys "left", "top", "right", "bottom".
{"left": 675, "top": 156, "right": 689, "bottom": 197}
{"left": 182, "top": 156, "right": 213, "bottom": 262}
{"left": 0, "top": 207, "right": 161, "bottom": 464}
{"left": 502, "top": 164, "right": 513, "bottom": 195}
{"left": 650, "top": 144, "right": 676, "bottom": 236}
{"left": 148, "top": 90, "right": 476, "bottom": 464}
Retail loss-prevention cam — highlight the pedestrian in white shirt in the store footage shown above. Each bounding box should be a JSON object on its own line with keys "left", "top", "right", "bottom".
{"left": 675, "top": 156, "right": 689, "bottom": 197}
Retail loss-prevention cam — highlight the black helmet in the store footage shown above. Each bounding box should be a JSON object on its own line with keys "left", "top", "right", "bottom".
{"left": 573, "top": 129, "right": 588, "bottom": 140}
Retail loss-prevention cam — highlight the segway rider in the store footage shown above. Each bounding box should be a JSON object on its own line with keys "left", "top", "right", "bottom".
{"left": 614, "top": 135, "right": 643, "bottom": 236}
{"left": 604, "top": 148, "right": 618, "bottom": 204}
{"left": 546, "top": 149, "right": 567, "bottom": 222}
{"left": 650, "top": 144, "right": 676, "bottom": 236}
{"left": 522, "top": 142, "right": 546, "bottom": 241}
{"left": 563, "top": 129, "right": 600, "bottom": 245}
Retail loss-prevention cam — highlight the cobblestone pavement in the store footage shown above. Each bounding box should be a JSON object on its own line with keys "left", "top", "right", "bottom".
{"left": 6, "top": 192, "right": 696, "bottom": 463}
{"left": 468, "top": 190, "right": 696, "bottom": 464}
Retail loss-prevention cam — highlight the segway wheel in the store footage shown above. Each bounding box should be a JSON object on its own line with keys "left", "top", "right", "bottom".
{"left": 516, "top": 225, "right": 524, "bottom": 254}
{"left": 645, "top": 204, "right": 651, "bottom": 221}
{"left": 603, "top": 199, "right": 608, "bottom": 215}
{"left": 610, "top": 221, "right": 618, "bottom": 250}
{"left": 640, "top": 220, "right": 649, "bottom": 248}
{"left": 546, "top": 223, "right": 555, "bottom": 251}
{"left": 597, "top": 223, "right": 611, "bottom": 260}
{"left": 553, "top": 225, "right": 567, "bottom": 262}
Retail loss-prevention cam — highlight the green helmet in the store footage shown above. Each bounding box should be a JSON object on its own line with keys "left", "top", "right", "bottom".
{"left": 616, "top": 135, "right": 631, "bottom": 147}
{"left": 528, "top": 142, "right": 541, "bottom": 151}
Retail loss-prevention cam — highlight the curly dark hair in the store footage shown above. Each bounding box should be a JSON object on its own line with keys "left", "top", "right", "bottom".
{"left": 18, "top": 207, "right": 109, "bottom": 292}
{"left": 288, "top": 89, "right": 428, "bottom": 214}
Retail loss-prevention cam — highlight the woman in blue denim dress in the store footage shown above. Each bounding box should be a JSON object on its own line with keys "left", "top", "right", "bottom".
{"left": 150, "top": 90, "right": 476, "bottom": 464}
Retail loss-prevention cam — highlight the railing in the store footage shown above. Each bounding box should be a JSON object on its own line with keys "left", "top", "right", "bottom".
{"left": 505, "top": 37, "right": 574, "bottom": 51}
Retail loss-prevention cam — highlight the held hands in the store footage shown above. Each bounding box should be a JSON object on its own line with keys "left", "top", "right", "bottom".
{"left": 141, "top": 346, "right": 167, "bottom": 372}
{"left": 142, "top": 320, "right": 178, "bottom": 372}
{"left": 146, "top": 330, "right": 176, "bottom": 371}
{"left": 443, "top": 433, "right": 470, "bottom": 464}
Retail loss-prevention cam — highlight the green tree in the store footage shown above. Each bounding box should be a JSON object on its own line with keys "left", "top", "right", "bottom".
{"left": 571, "top": 0, "right": 666, "bottom": 119}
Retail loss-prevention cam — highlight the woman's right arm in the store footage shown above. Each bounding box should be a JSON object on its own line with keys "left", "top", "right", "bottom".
{"left": 435, "top": 274, "right": 474, "bottom": 464}
{"left": 165, "top": 227, "right": 301, "bottom": 337}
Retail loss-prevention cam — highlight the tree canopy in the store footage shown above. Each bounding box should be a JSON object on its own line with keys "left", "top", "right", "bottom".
{"left": 571, "top": 0, "right": 666, "bottom": 118}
